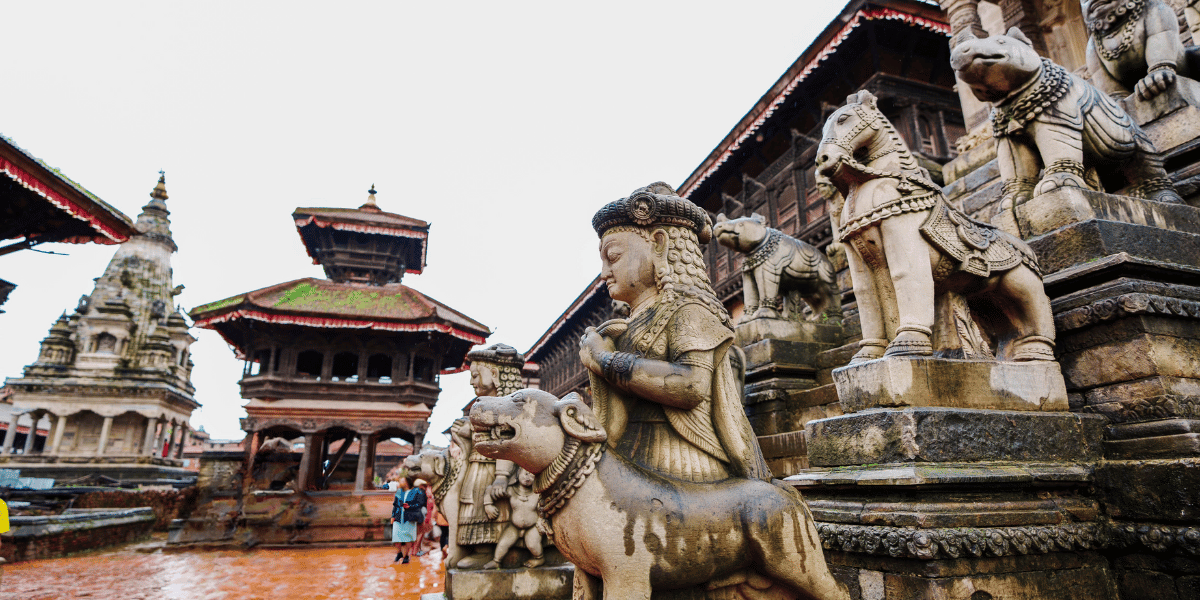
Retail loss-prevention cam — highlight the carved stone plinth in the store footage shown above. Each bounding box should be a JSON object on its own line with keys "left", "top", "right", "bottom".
{"left": 446, "top": 565, "right": 573, "bottom": 600}
{"left": 739, "top": 324, "right": 844, "bottom": 478}
{"left": 832, "top": 357, "right": 1068, "bottom": 414}
{"left": 1122, "top": 76, "right": 1200, "bottom": 134}
{"left": 1015, "top": 187, "right": 1200, "bottom": 240}
{"left": 805, "top": 407, "right": 1103, "bottom": 467}
{"left": 735, "top": 318, "right": 843, "bottom": 348}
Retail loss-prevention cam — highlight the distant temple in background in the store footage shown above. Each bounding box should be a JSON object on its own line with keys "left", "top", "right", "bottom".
{"left": 189, "top": 186, "right": 488, "bottom": 494}
{"left": 177, "top": 186, "right": 489, "bottom": 545}
{"left": 3, "top": 174, "right": 198, "bottom": 482}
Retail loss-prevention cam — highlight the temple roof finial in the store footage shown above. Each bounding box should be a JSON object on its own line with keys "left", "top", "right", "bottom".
{"left": 361, "top": 184, "right": 379, "bottom": 210}
{"left": 151, "top": 171, "right": 169, "bottom": 201}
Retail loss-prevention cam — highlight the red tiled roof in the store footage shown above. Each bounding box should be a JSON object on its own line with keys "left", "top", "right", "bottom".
{"left": 1, "top": 134, "right": 136, "bottom": 244}
{"left": 293, "top": 206, "right": 429, "bottom": 234}
{"left": 678, "top": 2, "right": 949, "bottom": 198}
{"left": 190, "top": 278, "right": 489, "bottom": 344}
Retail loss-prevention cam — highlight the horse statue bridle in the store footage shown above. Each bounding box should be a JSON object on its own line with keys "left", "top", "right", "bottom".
{"left": 821, "top": 102, "right": 899, "bottom": 165}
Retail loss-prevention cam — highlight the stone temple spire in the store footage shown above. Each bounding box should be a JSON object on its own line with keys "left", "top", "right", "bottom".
{"left": 3, "top": 172, "right": 198, "bottom": 481}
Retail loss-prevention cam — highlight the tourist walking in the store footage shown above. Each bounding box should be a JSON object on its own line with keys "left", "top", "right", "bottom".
{"left": 390, "top": 477, "right": 427, "bottom": 564}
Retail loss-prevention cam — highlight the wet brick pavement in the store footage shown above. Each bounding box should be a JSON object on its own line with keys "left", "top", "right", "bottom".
{"left": 3, "top": 544, "right": 445, "bottom": 600}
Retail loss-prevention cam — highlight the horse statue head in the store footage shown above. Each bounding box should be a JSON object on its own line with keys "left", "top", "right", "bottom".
{"left": 816, "top": 90, "right": 926, "bottom": 196}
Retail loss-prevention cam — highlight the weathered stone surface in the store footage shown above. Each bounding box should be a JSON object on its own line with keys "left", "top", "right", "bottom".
{"left": 737, "top": 319, "right": 842, "bottom": 349}
{"left": 1059, "top": 331, "right": 1200, "bottom": 390}
{"left": 742, "top": 335, "right": 840, "bottom": 378}
{"left": 1016, "top": 187, "right": 1200, "bottom": 238}
{"left": 833, "top": 357, "right": 1068, "bottom": 413}
{"left": 1095, "top": 458, "right": 1200, "bottom": 521}
{"left": 790, "top": 462, "right": 1092, "bottom": 490}
{"left": 805, "top": 408, "right": 1105, "bottom": 467}
{"left": 1106, "top": 433, "right": 1200, "bottom": 459}
{"left": 5, "top": 508, "right": 155, "bottom": 562}
{"left": 745, "top": 381, "right": 841, "bottom": 437}
{"left": 446, "top": 565, "right": 573, "bottom": 600}
{"left": 1124, "top": 77, "right": 1200, "bottom": 137}
{"left": 805, "top": 493, "right": 1099, "bottom": 528}
{"left": 1029, "top": 219, "right": 1200, "bottom": 277}
{"left": 942, "top": 142, "right": 998, "bottom": 196}
{"left": 876, "top": 562, "right": 1118, "bottom": 600}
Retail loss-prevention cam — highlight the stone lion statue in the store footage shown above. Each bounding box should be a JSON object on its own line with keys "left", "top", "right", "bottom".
{"left": 712, "top": 212, "right": 837, "bottom": 322}
{"left": 951, "top": 26, "right": 1183, "bottom": 206}
{"left": 1083, "top": 0, "right": 1200, "bottom": 101}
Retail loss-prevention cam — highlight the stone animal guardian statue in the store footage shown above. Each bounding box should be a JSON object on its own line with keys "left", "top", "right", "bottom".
{"left": 815, "top": 89, "right": 1056, "bottom": 364}
{"left": 713, "top": 213, "right": 837, "bottom": 321}
{"left": 1083, "top": 0, "right": 1200, "bottom": 101}
{"left": 469, "top": 389, "right": 850, "bottom": 600}
{"left": 951, "top": 27, "right": 1183, "bottom": 206}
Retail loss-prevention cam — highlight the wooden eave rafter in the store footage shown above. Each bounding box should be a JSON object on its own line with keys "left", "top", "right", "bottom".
{"left": 0, "top": 136, "right": 136, "bottom": 246}
{"left": 677, "top": 2, "right": 949, "bottom": 204}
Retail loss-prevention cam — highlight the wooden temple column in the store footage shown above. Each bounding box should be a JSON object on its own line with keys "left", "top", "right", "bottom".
{"left": 296, "top": 431, "right": 325, "bottom": 491}
{"left": 354, "top": 432, "right": 375, "bottom": 492}
{"left": 2, "top": 412, "right": 20, "bottom": 454}
{"left": 96, "top": 415, "right": 114, "bottom": 456}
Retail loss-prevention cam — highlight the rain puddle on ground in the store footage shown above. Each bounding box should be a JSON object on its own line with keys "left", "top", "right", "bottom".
{"left": 3, "top": 545, "right": 445, "bottom": 600}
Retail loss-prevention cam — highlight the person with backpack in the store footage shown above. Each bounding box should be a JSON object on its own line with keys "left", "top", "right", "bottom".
{"left": 390, "top": 476, "right": 427, "bottom": 564}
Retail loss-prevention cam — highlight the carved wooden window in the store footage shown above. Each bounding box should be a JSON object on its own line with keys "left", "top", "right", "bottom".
{"left": 414, "top": 356, "right": 435, "bottom": 382}
{"left": 249, "top": 349, "right": 270, "bottom": 376}
{"left": 918, "top": 116, "right": 937, "bottom": 154}
{"left": 296, "top": 350, "right": 324, "bottom": 378}
{"left": 367, "top": 354, "right": 393, "bottom": 383}
{"left": 778, "top": 203, "right": 798, "bottom": 236}
{"left": 332, "top": 352, "right": 359, "bottom": 382}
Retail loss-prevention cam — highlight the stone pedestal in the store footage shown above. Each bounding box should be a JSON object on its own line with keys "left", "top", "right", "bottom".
{"left": 1122, "top": 78, "right": 1200, "bottom": 149}
{"left": 833, "top": 357, "right": 1068, "bottom": 414}
{"left": 794, "top": 397, "right": 1109, "bottom": 598}
{"left": 446, "top": 565, "right": 573, "bottom": 600}
{"left": 737, "top": 320, "right": 844, "bottom": 477}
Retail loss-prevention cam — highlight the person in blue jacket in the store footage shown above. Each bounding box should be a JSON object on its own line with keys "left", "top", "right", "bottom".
{"left": 390, "top": 476, "right": 426, "bottom": 564}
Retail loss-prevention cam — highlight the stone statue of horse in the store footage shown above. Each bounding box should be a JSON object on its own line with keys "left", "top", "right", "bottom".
{"left": 815, "top": 89, "right": 1057, "bottom": 364}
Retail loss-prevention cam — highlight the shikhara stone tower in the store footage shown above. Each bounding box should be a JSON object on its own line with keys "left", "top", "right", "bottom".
{"left": 3, "top": 174, "right": 198, "bottom": 481}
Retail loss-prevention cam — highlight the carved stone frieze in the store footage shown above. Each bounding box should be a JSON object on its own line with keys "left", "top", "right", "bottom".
{"left": 1056, "top": 292, "right": 1200, "bottom": 332}
{"left": 817, "top": 521, "right": 1200, "bottom": 559}
{"left": 818, "top": 522, "right": 1110, "bottom": 559}
{"left": 1084, "top": 394, "right": 1200, "bottom": 423}
{"left": 1110, "top": 522, "right": 1200, "bottom": 555}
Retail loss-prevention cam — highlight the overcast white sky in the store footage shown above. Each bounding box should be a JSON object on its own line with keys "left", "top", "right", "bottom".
{"left": 0, "top": 2, "right": 848, "bottom": 443}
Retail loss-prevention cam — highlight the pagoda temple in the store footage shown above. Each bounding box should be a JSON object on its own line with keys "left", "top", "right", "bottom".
{"left": 2, "top": 174, "right": 198, "bottom": 482}
{"left": 189, "top": 187, "right": 489, "bottom": 495}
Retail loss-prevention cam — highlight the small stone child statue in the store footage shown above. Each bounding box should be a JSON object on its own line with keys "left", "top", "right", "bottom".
{"left": 482, "top": 468, "right": 545, "bottom": 569}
